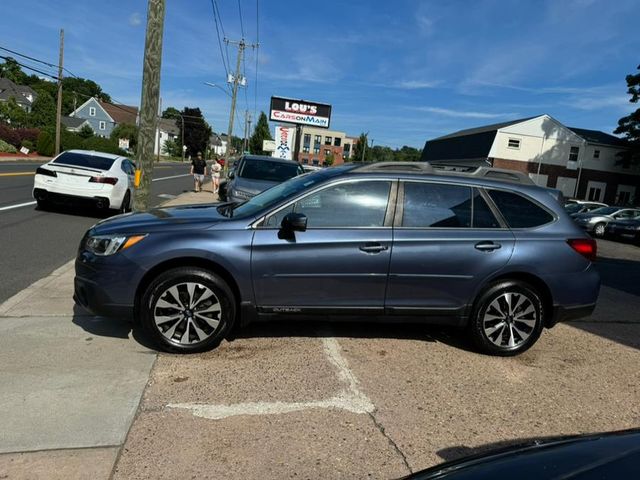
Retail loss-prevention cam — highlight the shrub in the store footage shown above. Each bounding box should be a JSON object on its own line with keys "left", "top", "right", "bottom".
{"left": 82, "top": 136, "right": 125, "bottom": 155}
{"left": 36, "top": 130, "right": 55, "bottom": 156}
{"left": 21, "top": 139, "right": 34, "bottom": 151}
{"left": 0, "top": 139, "right": 18, "bottom": 153}
{"left": 61, "top": 130, "right": 84, "bottom": 151}
{"left": 0, "top": 123, "right": 21, "bottom": 147}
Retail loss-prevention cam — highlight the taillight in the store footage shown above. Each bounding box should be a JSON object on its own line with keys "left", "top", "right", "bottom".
{"left": 89, "top": 176, "right": 118, "bottom": 185}
{"left": 567, "top": 238, "right": 597, "bottom": 262}
{"left": 36, "top": 167, "right": 57, "bottom": 177}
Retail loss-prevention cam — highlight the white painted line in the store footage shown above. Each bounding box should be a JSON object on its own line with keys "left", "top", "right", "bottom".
{"left": 0, "top": 201, "right": 37, "bottom": 212}
{"left": 168, "top": 337, "right": 374, "bottom": 421}
{"left": 152, "top": 174, "right": 191, "bottom": 182}
{"left": 157, "top": 193, "right": 177, "bottom": 199}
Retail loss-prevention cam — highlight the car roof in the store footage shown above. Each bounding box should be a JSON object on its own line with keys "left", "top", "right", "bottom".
{"left": 241, "top": 154, "right": 300, "bottom": 165}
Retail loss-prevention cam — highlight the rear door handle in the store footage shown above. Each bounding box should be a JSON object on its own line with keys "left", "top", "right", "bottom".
{"left": 475, "top": 241, "right": 501, "bottom": 251}
{"left": 359, "top": 243, "right": 389, "bottom": 253}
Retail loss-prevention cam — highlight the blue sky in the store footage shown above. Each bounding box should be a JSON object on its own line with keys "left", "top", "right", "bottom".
{"left": 1, "top": 0, "right": 638, "bottom": 148}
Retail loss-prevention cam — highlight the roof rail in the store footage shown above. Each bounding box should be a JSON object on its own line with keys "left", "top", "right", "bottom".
{"left": 352, "top": 161, "right": 435, "bottom": 173}
{"left": 432, "top": 164, "right": 534, "bottom": 185}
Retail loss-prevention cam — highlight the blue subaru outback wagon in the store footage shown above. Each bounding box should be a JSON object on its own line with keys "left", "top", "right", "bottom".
{"left": 74, "top": 162, "right": 600, "bottom": 356}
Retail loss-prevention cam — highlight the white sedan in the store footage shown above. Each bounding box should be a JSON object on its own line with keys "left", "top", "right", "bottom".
{"left": 33, "top": 149, "right": 136, "bottom": 213}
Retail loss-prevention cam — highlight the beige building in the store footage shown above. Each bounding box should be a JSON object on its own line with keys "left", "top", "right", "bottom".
{"left": 295, "top": 126, "right": 356, "bottom": 166}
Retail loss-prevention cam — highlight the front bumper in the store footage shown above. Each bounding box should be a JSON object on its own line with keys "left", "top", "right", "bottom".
{"left": 74, "top": 248, "right": 146, "bottom": 318}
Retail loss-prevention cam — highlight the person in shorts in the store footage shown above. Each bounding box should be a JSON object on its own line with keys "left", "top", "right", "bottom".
{"left": 210, "top": 159, "right": 222, "bottom": 195}
{"left": 190, "top": 152, "right": 207, "bottom": 192}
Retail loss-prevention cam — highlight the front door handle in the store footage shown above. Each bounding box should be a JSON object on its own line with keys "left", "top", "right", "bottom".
{"left": 475, "top": 241, "right": 501, "bottom": 252}
{"left": 359, "top": 243, "right": 389, "bottom": 254}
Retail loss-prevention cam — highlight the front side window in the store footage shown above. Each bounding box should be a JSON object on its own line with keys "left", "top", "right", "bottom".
{"left": 402, "top": 182, "right": 472, "bottom": 228}
{"left": 569, "top": 146, "right": 580, "bottom": 162}
{"left": 488, "top": 190, "right": 554, "bottom": 228}
{"left": 291, "top": 181, "right": 391, "bottom": 228}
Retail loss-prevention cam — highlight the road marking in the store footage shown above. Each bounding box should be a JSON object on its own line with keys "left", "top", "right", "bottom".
{"left": 0, "top": 201, "right": 37, "bottom": 212}
{"left": 152, "top": 174, "right": 190, "bottom": 182}
{"left": 168, "top": 337, "right": 374, "bottom": 420}
{"left": 157, "top": 193, "right": 177, "bottom": 199}
{"left": 0, "top": 172, "right": 34, "bottom": 177}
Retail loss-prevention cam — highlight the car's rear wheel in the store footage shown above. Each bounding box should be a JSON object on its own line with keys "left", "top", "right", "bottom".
{"left": 593, "top": 222, "right": 606, "bottom": 237}
{"left": 140, "top": 267, "right": 236, "bottom": 353}
{"left": 118, "top": 190, "right": 131, "bottom": 214}
{"left": 469, "top": 280, "right": 544, "bottom": 356}
{"left": 36, "top": 199, "right": 50, "bottom": 211}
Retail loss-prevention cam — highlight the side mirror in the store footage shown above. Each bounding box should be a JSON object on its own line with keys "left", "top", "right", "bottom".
{"left": 281, "top": 212, "right": 307, "bottom": 232}
{"left": 228, "top": 171, "right": 235, "bottom": 179}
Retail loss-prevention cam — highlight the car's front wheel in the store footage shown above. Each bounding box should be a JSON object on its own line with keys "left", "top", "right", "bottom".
{"left": 593, "top": 222, "right": 606, "bottom": 237}
{"left": 469, "top": 280, "right": 544, "bottom": 356}
{"left": 140, "top": 267, "right": 236, "bottom": 353}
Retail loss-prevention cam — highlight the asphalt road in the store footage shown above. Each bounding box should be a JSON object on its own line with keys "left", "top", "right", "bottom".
{"left": 0, "top": 160, "right": 197, "bottom": 303}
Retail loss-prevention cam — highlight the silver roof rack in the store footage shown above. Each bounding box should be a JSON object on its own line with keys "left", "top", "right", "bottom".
{"left": 353, "top": 161, "right": 435, "bottom": 173}
{"left": 432, "top": 164, "right": 535, "bottom": 185}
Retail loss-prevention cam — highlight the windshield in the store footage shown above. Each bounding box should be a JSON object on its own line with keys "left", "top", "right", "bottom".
{"left": 228, "top": 169, "right": 338, "bottom": 218}
{"left": 52, "top": 151, "right": 116, "bottom": 170}
{"left": 238, "top": 158, "right": 302, "bottom": 182}
{"left": 589, "top": 207, "right": 619, "bottom": 215}
{"left": 564, "top": 203, "right": 582, "bottom": 213}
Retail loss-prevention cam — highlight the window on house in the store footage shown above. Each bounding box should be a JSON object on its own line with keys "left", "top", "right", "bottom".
{"left": 569, "top": 146, "right": 579, "bottom": 162}
{"left": 325, "top": 136, "right": 332, "bottom": 145}
{"left": 593, "top": 149, "right": 600, "bottom": 159}
{"left": 89, "top": 107, "right": 96, "bottom": 117}
{"left": 507, "top": 138, "right": 521, "bottom": 149}
{"left": 303, "top": 134, "right": 311, "bottom": 147}
{"left": 334, "top": 137, "right": 342, "bottom": 147}
{"left": 324, "top": 149, "right": 331, "bottom": 156}
{"left": 302, "top": 146, "right": 310, "bottom": 153}
{"left": 99, "top": 121, "right": 106, "bottom": 130}
{"left": 312, "top": 159, "right": 319, "bottom": 166}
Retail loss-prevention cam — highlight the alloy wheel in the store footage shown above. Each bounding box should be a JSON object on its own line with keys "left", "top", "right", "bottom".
{"left": 482, "top": 292, "right": 538, "bottom": 348}
{"left": 153, "top": 282, "right": 222, "bottom": 345}
{"left": 594, "top": 223, "right": 605, "bottom": 237}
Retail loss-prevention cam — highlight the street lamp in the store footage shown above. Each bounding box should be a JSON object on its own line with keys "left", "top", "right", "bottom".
{"left": 204, "top": 82, "right": 232, "bottom": 98}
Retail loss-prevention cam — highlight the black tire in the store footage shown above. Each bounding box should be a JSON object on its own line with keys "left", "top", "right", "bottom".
{"left": 118, "top": 190, "right": 131, "bottom": 214}
{"left": 469, "top": 280, "right": 544, "bottom": 356}
{"left": 36, "top": 199, "right": 50, "bottom": 211}
{"left": 593, "top": 222, "right": 606, "bottom": 238}
{"left": 140, "top": 267, "right": 236, "bottom": 353}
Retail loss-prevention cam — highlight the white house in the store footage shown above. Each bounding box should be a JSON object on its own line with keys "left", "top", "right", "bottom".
{"left": 423, "top": 114, "right": 640, "bottom": 205}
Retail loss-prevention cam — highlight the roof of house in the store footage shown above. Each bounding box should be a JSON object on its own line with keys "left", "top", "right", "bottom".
{"left": 0, "top": 77, "right": 37, "bottom": 105}
{"left": 430, "top": 116, "right": 539, "bottom": 141}
{"left": 158, "top": 117, "right": 179, "bottom": 134}
{"left": 568, "top": 127, "right": 628, "bottom": 147}
{"left": 61, "top": 116, "right": 88, "bottom": 128}
{"left": 98, "top": 100, "right": 138, "bottom": 125}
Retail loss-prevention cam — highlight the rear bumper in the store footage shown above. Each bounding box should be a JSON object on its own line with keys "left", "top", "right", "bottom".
{"left": 549, "top": 303, "right": 597, "bottom": 327}
{"left": 34, "top": 188, "right": 111, "bottom": 209}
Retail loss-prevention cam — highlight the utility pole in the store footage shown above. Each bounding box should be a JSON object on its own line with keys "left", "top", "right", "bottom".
{"left": 247, "top": 114, "right": 252, "bottom": 154}
{"left": 180, "top": 114, "right": 185, "bottom": 162}
{"left": 224, "top": 39, "right": 257, "bottom": 172}
{"left": 156, "top": 96, "right": 162, "bottom": 163}
{"left": 361, "top": 132, "right": 369, "bottom": 162}
{"left": 54, "top": 29, "right": 64, "bottom": 156}
{"left": 242, "top": 110, "right": 251, "bottom": 153}
{"left": 133, "top": 0, "right": 165, "bottom": 212}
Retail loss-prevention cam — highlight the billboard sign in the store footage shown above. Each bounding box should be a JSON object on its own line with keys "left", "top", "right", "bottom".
{"left": 269, "top": 96, "right": 332, "bottom": 128}
{"left": 272, "top": 126, "right": 296, "bottom": 160}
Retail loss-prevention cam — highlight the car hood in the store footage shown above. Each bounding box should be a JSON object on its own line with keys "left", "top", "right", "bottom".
{"left": 92, "top": 203, "right": 230, "bottom": 234}
{"left": 232, "top": 177, "right": 278, "bottom": 194}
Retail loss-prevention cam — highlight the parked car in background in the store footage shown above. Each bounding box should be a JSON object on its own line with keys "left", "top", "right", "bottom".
{"left": 33, "top": 149, "right": 135, "bottom": 213}
{"left": 572, "top": 207, "right": 640, "bottom": 237}
{"left": 564, "top": 201, "right": 608, "bottom": 216}
{"left": 224, "top": 155, "right": 304, "bottom": 203}
{"left": 74, "top": 162, "right": 600, "bottom": 357}
{"left": 605, "top": 217, "right": 640, "bottom": 244}
{"left": 302, "top": 164, "right": 322, "bottom": 173}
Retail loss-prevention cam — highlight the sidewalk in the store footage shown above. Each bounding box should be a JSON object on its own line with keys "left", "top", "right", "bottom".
{"left": 0, "top": 191, "right": 215, "bottom": 480}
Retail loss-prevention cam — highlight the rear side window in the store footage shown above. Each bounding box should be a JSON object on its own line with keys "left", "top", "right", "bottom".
{"left": 472, "top": 189, "right": 500, "bottom": 228}
{"left": 53, "top": 152, "right": 115, "bottom": 171}
{"left": 488, "top": 190, "right": 554, "bottom": 228}
{"left": 402, "top": 182, "right": 471, "bottom": 228}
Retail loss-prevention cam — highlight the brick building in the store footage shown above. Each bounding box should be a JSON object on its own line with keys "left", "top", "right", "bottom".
{"left": 294, "top": 126, "right": 356, "bottom": 167}
{"left": 422, "top": 114, "right": 640, "bottom": 205}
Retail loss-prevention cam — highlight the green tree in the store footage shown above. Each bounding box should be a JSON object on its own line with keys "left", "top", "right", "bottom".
{"left": 394, "top": 145, "right": 421, "bottom": 162}
{"left": 162, "top": 139, "right": 181, "bottom": 157}
{"left": 78, "top": 124, "right": 94, "bottom": 139}
{"left": 370, "top": 145, "right": 394, "bottom": 162}
{"left": 36, "top": 129, "right": 55, "bottom": 156}
{"left": 0, "top": 57, "right": 28, "bottom": 84}
{"left": 28, "top": 88, "right": 56, "bottom": 128}
{"left": 352, "top": 132, "right": 371, "bottom": 162}
{"left": 180, "top": 107, "right": 211, "bottom": 157}
{"left": 61, "top": 77, "right": 111, "bottom": 115}
{"left": 0, "top": 97, "right": 28, "bottom": 127}
{"left": 162, "top": 107, "right": 181, "bottom": 120}
{"left": 111, "top": 123, "right": 138, "bottom": 151}
{"left": 615, "top": 64, "right": 640, "bottom": 166}
{"left": 249, "top": 112, "right": 273, "bottom": 155}
{"left": 324, "top": 152, "right": 335, "bottom": 166}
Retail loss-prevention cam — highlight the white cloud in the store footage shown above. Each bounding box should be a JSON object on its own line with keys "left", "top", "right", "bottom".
{"left": 129, "top": 12, "right": 142, "bottom": 27}
{"left": 397, "top": 80, "right": 440, "bottom": 89}
{"left": 413, "top": 107, "right": 516, "bottom": 119}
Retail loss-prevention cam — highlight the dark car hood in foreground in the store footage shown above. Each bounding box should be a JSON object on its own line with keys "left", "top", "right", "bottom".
{"left": 402, "top": 429, "right": 640, "bottom": 480}
{"left": 92, "top": 203, "right": 230, "bottom": 234}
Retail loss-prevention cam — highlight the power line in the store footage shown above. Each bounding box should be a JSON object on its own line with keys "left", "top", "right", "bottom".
{"left": 209, "top": 0, "right": 229, "bottom": 79}
{"left": 0, "top": 55, "right": 58, "bottom": 80}
{"left": 237, "top": 0, "right": 245, "bottom": 38}
{"left": 212, "top": 0, "right": 232, "bottom": 73}
{"left": 0, "top": 44, "right": 82, "bottom": 80}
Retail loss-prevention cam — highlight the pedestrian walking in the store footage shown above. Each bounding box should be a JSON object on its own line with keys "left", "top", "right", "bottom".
{"left": 211, "top": 159, "right": 222, "bottom": 195}
{"left": 190, "top": 152, "right": 207, "bottom": 192}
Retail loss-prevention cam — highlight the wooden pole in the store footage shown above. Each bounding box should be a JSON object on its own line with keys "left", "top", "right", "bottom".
{"left": 54, "top": 29, "right": 64, "bottom": 156}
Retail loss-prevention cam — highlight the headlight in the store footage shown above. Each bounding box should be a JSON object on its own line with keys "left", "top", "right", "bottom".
{"left": 85, "top": 234, "right": 147, "bottom": 256}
